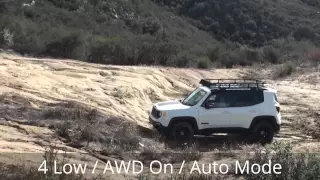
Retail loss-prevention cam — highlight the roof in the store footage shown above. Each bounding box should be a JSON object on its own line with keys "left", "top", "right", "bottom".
{"left": 264, "top": 87, "right": 277, "bottom": 93}
{"left": 199, "top": 79, "right": 267, "bottom": 90}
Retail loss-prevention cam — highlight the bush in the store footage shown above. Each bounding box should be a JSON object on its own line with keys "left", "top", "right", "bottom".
{"left": 43, "top": 102, "right": 97, "bottom": 121}
{"left": 0, "top": 28, "right": 14, "bottom": 47}
{"left": 175, "top": 0, "right": 320, "bottom": 47}
{"left": 293, "top": 26, "right": 315, "bottom": 41}
{"left": 43, "top": 33, "right": 86, "bottom": 59}
{"left": 240, "top": 142, "right": 320, "bottom": 180}
{"left": 197, "top": 57, "right": 211, "bottom": 69}
{"left": 0, "top": 146, "right": 105, "bottom": 180}
{"left": 168, "top": 52, "right": 194, "bottom": 67}
{"left": 207, "top": 46, "right": 222, "bottom": 62}
{"left": 307, "top": 51, "right": 320, "bottom": 64}
{"left": 263, "top": 46, "right": 280, "bottom": 64}
{"left": 44, "top": 101, "right": 142, "bottom": 152}
{"left": 273, "top": 62, "right": 296, "bottom": 79}
{"left": 142, "top": 18, "right": 162, "bottom": 35}
{"left": 0, "top": 0, "right": 221, "bottom": 68}
{"left": 1, "top": 0, "right": 320, "bottom": 68}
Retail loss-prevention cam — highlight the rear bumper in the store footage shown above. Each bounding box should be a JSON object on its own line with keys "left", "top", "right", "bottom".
{"left": 275, "top": 124, "right": 280, "bottom": 133}
{"left": 276, "top": 112, "right": 281, "bottom": 133}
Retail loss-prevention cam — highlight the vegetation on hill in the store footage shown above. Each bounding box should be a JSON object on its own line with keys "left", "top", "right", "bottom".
{"left": 0, "top": 0, "right": 319, "bottom": 68}
{"left": 154, "top": 0, "right": 320, "bottom": 47}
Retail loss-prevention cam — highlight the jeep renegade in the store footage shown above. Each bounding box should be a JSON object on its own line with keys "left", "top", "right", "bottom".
{"left": 149, "top": 79, "right": 281, "bottom": 144}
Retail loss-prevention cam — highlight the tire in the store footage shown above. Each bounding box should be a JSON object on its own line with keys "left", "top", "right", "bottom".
{"left": 251, "top": 121, "right": 275, "bottom": 144}
{"left": 170, "top": 122, "right": 194, "bottom": 144}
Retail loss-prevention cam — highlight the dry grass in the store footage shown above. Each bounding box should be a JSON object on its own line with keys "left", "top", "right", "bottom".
{"left": 43, "top": 101, "right": 98, "bottom": 121}
{"left": 242, "top": 68, "right": 262, "bottom": 79}
{"left": 0, "top": 146, "right": 105, "bottom": 180}
{"left": 239, "top": 142, "right": 320, "bottom": 180}
{"left": 3, "top": 143, "right": 319, "bottom": 180}
{"left": 139, "top": 143, "right": 203, "bottom": 165}
{"left": 41, "top": 100, "right": 145, "bottom": 152}
{"left": 273, "top": 62, "right": 296, "bottom": 79}
{"left": 296, "top": 108, "right": 320, "bottom": 139}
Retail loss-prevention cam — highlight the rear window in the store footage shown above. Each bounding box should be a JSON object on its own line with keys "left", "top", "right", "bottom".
{"left": 274, "top": 93, "right": 278, "bottom": 102}
{"left": 233, "top": 90, "right": 264, "bottom": 107}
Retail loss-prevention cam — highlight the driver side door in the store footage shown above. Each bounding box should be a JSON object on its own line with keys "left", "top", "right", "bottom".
{"left": 198, "top": 91, "right": 234, "bottom": 128}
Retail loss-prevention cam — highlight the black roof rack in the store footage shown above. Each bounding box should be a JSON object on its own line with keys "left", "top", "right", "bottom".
{"left": 199, "top": 79, "right": 266, "bottom": 90}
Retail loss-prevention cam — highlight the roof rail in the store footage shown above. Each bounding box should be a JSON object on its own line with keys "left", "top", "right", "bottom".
{"left": 199, "top": 79, "right": 266, "bottom": 90}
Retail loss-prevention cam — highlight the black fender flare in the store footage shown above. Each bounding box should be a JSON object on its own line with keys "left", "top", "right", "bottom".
{"left": 168, "top": 116, "right": 199, "bottom": 133}
{"left": 249, "top": 116, "right": 278, "bottom": 131}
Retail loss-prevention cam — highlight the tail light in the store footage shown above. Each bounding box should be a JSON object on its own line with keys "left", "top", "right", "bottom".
{"left": 276, "top": 107, "right": 280, "bottom": 113}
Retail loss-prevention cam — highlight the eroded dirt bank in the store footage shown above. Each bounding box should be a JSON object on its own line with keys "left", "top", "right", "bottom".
{"left": 0, "top": 52, "right": 319, "bottom": 178}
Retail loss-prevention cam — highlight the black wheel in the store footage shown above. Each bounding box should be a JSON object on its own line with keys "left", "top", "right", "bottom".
{"left": 170, "top": 122, "right": 194, "bottom": 144}
{"left": 251, "top": 121, "right": 274, "bottom": 144}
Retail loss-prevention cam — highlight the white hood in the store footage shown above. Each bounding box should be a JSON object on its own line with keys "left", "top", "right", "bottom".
{"left": 155, "top": 100, "right": 190, "bottom": 111}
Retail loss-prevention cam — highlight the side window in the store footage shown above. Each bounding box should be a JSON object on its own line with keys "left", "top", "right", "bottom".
{"left": 233, "top": 90, "right": 264, "bottom": 107}
{"left": 206, "top": 91, "right": 234, "bottom": 108}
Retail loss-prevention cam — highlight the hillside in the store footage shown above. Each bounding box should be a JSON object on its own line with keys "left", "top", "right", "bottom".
{"left": 1, "top": 0, "right": 320, "bottom": 179}
{"left": 0, "top": 0, "right": 319, "bottom": 68}
{"left": 0, "top": 0, "right": 217, "bottom": 67}
{"left": 0, "top": 52, "right": 319, "bottom": 179}
{"left": 154, "top": 0, "right": 320, "bottom": 46}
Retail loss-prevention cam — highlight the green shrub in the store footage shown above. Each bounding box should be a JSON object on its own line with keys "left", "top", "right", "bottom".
{"left": 0, "top": 28, "right": 14, "bottom": 47}
{"left": 240, "top": 142, "right": 320, "bottom": 180}
{"left": 207, "top": 46, "right": 222, "bottom": 62}
{"left": 273, "top": 62, "right": 296, "bottom": 78}
{"left": 294, "top": 26, "right": 315, "bottom": 41}
{"left": 166, "top": 0, "right": 320, "bottom": 47}
{"left": 197, "top": 57, "right": 211, "bottom": 69}
{"left": 0, "top": 146, "right": 105, "bottom": 180}
{"left": 263, "top": 46, "right": 281, "bottom": 64}
{"left": 1, "top": 0, "right": 320, "bottom": 68}
{"left": 177, "top": 52, "right": 196, "bottom": 67}
{"left": 43, "top": 102, "right": 97, "bottom": 121}
{"left": 142, "top": 18, "right": 162, "bottom": 35}
{"left": 43, "top": 33, "right": 85, "bottom": 59}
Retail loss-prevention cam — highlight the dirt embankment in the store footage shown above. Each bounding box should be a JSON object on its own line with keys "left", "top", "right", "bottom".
{"left": 0, "top": 52, "right": 319, "bottom": 176}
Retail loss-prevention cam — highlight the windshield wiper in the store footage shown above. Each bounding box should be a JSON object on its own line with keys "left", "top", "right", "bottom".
{"left": 180, "top": 100, "right": 188, "bottom": 106}
{"left": 180, "top": 100, "right": 185, "bottom": 105}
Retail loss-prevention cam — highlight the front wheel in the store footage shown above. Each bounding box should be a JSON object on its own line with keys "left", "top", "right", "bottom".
{"left": 251, "top": 121, "right": 275, "bottom": 144}
{"left": 170, "top": 122, "right": 194, "bottom": 144}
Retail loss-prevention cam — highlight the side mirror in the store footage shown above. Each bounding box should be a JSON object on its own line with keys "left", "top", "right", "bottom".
{"left": 205, "top": 102, "right": 215, "bottom": 109}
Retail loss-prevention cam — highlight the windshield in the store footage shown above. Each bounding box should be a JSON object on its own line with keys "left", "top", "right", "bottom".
{"left": 182, "top": 88, "right": 208, "bottom": 106}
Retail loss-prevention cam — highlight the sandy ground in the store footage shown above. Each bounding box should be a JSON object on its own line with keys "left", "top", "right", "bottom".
{"left": 0, "top": 52, "right": 319, "bottom": 177}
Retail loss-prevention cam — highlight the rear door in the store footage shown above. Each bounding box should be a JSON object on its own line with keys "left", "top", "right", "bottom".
{"left": 229, "top": 90, "right": 264, "bottom": 128}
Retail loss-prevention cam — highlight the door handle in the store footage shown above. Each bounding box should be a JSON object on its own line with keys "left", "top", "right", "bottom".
{"left": 222, "top": 111, "right": 230, "bottom": 114}
{"left": 249, "top": 109, "right": 257, "bottom": 113}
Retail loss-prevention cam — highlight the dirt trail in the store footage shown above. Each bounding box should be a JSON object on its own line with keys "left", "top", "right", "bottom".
{"left": 0, "top": 52, "right": 319, "bottom": 168}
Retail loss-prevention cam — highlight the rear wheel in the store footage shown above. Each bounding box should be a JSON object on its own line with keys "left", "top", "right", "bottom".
{"left": 170, "top": 122, "right": 194, "bottom": 144}
{"left": 251, "top": 121, "right": 274, "bottom": 144}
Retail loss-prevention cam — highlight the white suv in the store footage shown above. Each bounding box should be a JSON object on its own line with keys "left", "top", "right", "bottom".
{"left": 149, "top": 79, "right": 281, "bottom": 144}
